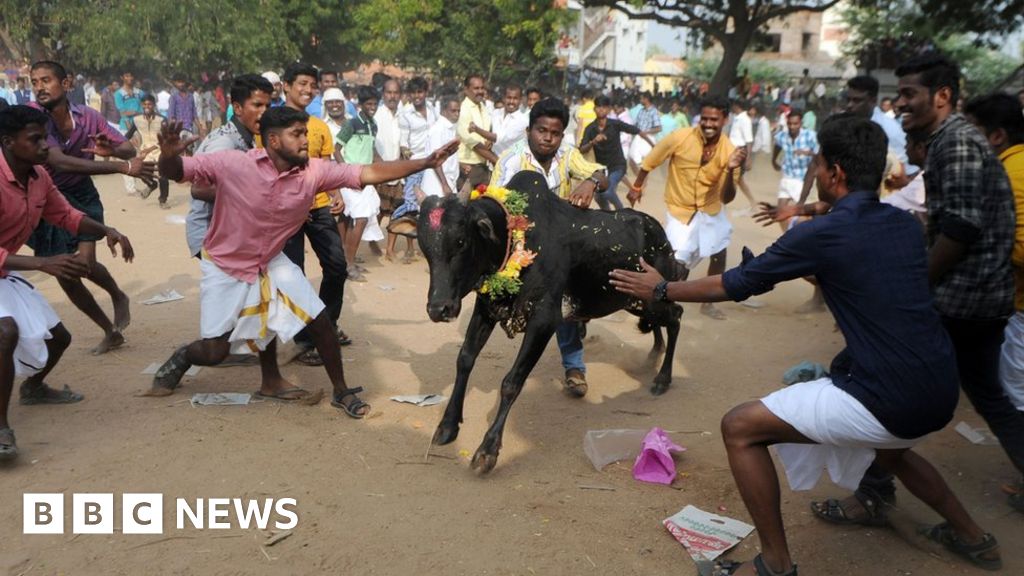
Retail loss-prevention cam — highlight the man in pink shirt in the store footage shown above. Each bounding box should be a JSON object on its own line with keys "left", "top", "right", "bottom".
{"left": 0, "top": 106, "right": 133, "bottom": 460}
{"left": 148, "top": 107, "right": 457, "bottom": 419}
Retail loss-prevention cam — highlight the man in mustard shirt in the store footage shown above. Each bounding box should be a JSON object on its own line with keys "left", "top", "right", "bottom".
{"left": 967, "top": 95, "right": 1024, "bottom": 509}
{"left": 280, "top": 62, "right": 350, "bottom": 365}
{"left": 628, "top": 96, "right": 746, "bottom": 319}
{"left": 456, "top": 74, "right": 497, "bottom": 193}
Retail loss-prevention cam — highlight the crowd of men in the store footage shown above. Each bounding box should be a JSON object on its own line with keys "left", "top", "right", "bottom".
{"left": 1, "top": 51, "right": 1024, "bottom": 574}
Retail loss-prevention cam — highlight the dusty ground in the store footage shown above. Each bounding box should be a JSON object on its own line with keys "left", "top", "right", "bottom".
{"left": 1, "top": 156, "right": 1020, "bottom": 576}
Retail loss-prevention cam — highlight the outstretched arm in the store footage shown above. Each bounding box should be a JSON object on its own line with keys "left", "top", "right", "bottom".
{"left": 157, "top": 120, "right": 202, "bottom": 181}
{"left": 361, "top": 139, "right": 459, "bottom": 185}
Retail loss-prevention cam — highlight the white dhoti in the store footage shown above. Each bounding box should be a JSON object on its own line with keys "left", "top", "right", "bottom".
{"left": 341, "top": 185, "right": 384, "bottom": 242}
{"left": 761, "top": 378, "right": 918, "bottom": 491}
{"left": 778, "top": 177, "right": 804, "bottom": 202}
{"left": 664, "top": 210, "right": 733, "bottom": 270}
{"left": 628, "top": 136, "right": 652, "bottom": 165}
{"left": 200, "top": 253, "right": 325, "bottom": 355}
{"left": 0, "top": 273, "right": 61, "bottom": 376}
{"left": 999, "top": 311, "right": 1024, "bottom": 411}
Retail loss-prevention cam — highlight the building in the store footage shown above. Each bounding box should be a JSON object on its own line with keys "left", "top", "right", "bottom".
{"left": 556, "top": 2, "right": 649, "bottom": 89}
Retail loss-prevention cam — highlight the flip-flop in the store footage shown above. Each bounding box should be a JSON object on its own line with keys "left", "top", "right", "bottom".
{"left": 332, "top": 387, "right": 370, "bottom": 419}
{"left": 0, "top": 428, "right": 17, "bottom": 462}
{"left": 715, "top": 554, "right": 797, "bottom": 576}
{"left": 255, "top": 387, "right": 311, "bottom": 402}
{"left": 337, "top": 329, "right": 353, "bottom": 347}
{"left": 19, "top": 383, "right": 84, "bottom": 405}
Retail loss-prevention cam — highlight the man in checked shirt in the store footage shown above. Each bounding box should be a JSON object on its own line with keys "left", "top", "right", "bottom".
{"left": 814, "top": 53, "right": 1024, "bottom": 529}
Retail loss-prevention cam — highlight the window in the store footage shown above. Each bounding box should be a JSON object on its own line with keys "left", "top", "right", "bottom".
{"left": 751, "top": 32, "right": 782, "bottom": 53}
{"left": 802, "top": 33, "right": 814, "bottom": 52}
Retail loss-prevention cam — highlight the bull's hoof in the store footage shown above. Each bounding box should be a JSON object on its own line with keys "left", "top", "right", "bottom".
{"left": 471, "top": 450, "right": 498, "bottom": 475}
{"left": 432, "top": 423, "right": 460, "bottom": 446}
{"left": 650, "top": 378, "right": 671, "bottom": 396}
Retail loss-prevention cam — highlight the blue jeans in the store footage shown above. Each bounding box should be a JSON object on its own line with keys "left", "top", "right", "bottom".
{"left": 556, "top": 321, "right": 585, "bottom": 373}
{"left": 595, "top": 167, "right": 625, "bottom": 211}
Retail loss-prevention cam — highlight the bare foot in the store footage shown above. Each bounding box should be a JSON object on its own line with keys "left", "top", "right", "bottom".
{"left": 700, "top": 303, "right": 727, "bottom": 320}
{"left": 259, "top": 376, "right": 302, "bottom": 398}
{"left": 112, "top": 290, "right": 131, "bottom": 331}
{"left": 380, "top": 253, "right": 396, "bottom": 265}
{"left": 91, "top": 330, "right": 125, "bottom": 355}
{"left": 401, "top": 251, "right": 419, "bottom": 264}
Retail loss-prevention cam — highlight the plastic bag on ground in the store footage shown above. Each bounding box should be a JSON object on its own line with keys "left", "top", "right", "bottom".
{"left": 632, "top": 427, "right": 685, "bottom": 485}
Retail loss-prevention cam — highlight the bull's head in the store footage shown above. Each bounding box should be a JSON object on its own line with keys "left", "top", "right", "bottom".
{"left": 418, "top": 195, "right": 507, "bottom": 322}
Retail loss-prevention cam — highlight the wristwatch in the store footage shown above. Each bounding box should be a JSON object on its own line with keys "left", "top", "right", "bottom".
{"left": 653, "top": 280, "right": 670, "bottom": 302}
{"left": 588, "top": 174, "right": 603, "bottom": 188}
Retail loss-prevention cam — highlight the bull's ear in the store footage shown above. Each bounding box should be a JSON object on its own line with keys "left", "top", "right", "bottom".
{"left": 476, "top": 213, "right": 500, "bottom": 244}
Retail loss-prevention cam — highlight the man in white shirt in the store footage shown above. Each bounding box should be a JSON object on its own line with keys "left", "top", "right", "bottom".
{"left": 421, "top": 95, "right": 461, "bottom": 198}
{"left": 489, "top": 84, "right": 528, "bottom": 156}
{"left": 728, "top": 99, "right": 757, "bottom": 212}
{"left": 321, "top": 88, "right": 347, "bottom": 139}
{"left": 374, "top": 78, "right": 404, "bottom": 228}
{"left": 388, "top": 77, "right": 437, "bottom": 262}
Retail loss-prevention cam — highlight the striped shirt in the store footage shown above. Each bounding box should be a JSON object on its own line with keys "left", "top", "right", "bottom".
{"left": 491, "top": 140, "right": 604, "bottom": 199}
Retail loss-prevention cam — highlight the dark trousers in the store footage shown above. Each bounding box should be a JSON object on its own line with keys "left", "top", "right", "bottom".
{"left": 857, "top": 315, "right": 1024, "bottom": 500}
{"left": 282, "top": 206, "right": 347, "bottom": 347}
{"left": 157, "top": 177, "right": 170, "bottom": 204}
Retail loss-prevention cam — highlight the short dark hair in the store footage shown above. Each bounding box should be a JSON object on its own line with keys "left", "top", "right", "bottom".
{"left": 639, "top": 91, "right": 653, "bottom": 102}
{"left": 594, "top": 95, "right": 612, "bottom": 107}
{"left": 357, "top": 85, "right": 379, "bottom": 104}
{"left": 964, "top": 92, "right": 1024, "bottom": 146}
{"left": 700, "top": 96, "right": 730, "bottom": 115}
{"left": 504, "top": 83, "right": 522, "bottom": 96}
{"left": 230, "top": 74, "right": 274, "bottom": 105}
{"left": 259, "top": 106, "right": 308, "bottom": 142}
{"left": 846, "top": 75, "right": 880, "bottom": 99}
{"left": 406, "top": 76, "right": 429, "bottom": 93}
{"left": 319, "top": 69, "right": 338, "bottom": 82}
{"left": 906, "top": 127, "right": 930, "bottom": 145}
{"left": 440, "top": 93, "right": 461, "bottom": 110}
{"left": 463, "top": 74, "right": 484, "bottom": 87}
{"left": 817, "top": 113, "right": 888, "bottom": 193}
{"left": 0, "top": 104, "right": 51, "bottom": 138}
{"left": 30, "top": 60, "right": 67, "bottom": 81}
{"left": 787, "top": 108, "right": 805, "bottom": 120}
{"left": 282, "top": 62, "right": 319, "bottom": 85}
{"left": 895, "top": 53, "right": 961, "bottom": 104}
{"left": 526, "top": 87, "right": 542, "bottom": 97}
{"left": 528, "top": 97, "right": 569, "bottom": 129}
{"left": 141, "top": 94, "right": 156, "bottom": 104}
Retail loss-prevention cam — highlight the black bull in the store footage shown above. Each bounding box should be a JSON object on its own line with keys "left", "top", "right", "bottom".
{"left": 417, "top": 172, "right": 683, "bottom": 473}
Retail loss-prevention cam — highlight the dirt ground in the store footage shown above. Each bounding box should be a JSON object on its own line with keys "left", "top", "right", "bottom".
{"left": 1, "top": 155, "right": 1020, "bottom": 576}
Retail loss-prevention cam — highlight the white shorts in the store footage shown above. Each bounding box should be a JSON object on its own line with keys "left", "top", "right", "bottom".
{"left": 762, "top": 378, "right": 918, "bottom": 491}
{"left": 778, "top": 177, "right": 804, "bottom": 202}
{"left": 628, "top": 137, "right": 653, "bottom": 165}
{"left": 341, "top": 186, "right": 384, "bottom": 242}
{"left": 199, "top": 253, "right": 325, "bottom": 354}
{"left": 664, "top": 210, "right": 733, "bottom": 270}
{"left": 0, "top": 273, "right": 61, "bottom": 376}
{"left": 999, "top": 311, "right": 1024, "bottom": 411}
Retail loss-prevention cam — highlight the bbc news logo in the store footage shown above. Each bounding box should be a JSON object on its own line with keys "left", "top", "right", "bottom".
{"left": 23, "top": 494, "right": 298, "bottom": 534}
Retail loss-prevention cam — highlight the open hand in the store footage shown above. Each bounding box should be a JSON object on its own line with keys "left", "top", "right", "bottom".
{"left": 727, "top": 147, "right": 748, "bottom": 169}
{"left": 608, "top": 258, "right": 665, "bottom": 302}
{"left": 568, "top": 182, "right": 595, "bottom": 209}
{"left": 425, "top": 139, "right": 460, "bottom": 170}
{"left": 82, "top": 133, "right": 118, "bottom": 157}
{"left": 752, "top": 201, "right": 798, "bottom": 226}
{"left": 157, "top": 120, "right": 202, "bottom": 159}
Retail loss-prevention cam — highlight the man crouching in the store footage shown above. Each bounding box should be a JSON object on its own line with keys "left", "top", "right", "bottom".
{"left": 147, "top": 108, "right": 456, "bottom": 419}
{"left": 0, "top": 105, "right": 134, "bottom": 460}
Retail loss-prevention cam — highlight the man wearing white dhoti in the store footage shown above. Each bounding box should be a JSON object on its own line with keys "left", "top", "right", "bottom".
{"left": 610, "top": 116, "right": 1001, "bottom": 574}
{"left": 147, "top": 108, "right": 457, "bottom": 419}
{"left": 0, "top": 105, "right": 134, "bottom": 460}
{"left": 627, "top": 95, "right": 746, "bottom": 320}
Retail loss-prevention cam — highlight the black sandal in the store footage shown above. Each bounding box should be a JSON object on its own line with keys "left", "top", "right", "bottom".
{"left": 810, "top": 488, "right": 890, "bottom": 527}
{"left": 923, "top": 522, "right": 1002, "bottom": 571}
{"left": 332, "top": 387, "right": 370, "bottom": 419}
{"left": 715, "top": 553, "right": 797, "bottom": 576}
{"left": 19, "top": 383, "right": 84, "bottom": 405}
{"left": 150, "top": 346, "right": 192, "bottom": 394}
{"left": 0, "top": 428, "right": 17, "bottom": 462}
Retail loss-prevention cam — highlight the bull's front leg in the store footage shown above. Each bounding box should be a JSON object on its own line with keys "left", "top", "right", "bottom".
{"left": 652, "top": 307, "right": 681, "bottom": 395}
{"left": 472, "top": 306, "right": 558, "bottom": 475}
{"left": 433, "top": 296, "right": 496, "bottom": 446}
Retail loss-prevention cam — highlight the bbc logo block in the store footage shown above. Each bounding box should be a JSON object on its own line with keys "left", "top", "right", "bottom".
{"left": 24, "top": 493, "right": 163, "bottom": 534}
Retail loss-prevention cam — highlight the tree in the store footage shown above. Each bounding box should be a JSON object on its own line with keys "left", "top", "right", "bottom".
{"left": 338, "top": 0, "right": 573, "bottom": 85}
{"left": 581, "top": 0, "right": 844, "bottom": 96}
{"left": 840, "top": 0, "right": 1023, "bottom": 94}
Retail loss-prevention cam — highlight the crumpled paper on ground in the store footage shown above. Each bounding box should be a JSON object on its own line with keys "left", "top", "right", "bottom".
{"left": 389, "top": 394, "right": 446, "bottom": 407}
{"left": 663, "top": 505, "right": 754, "bottom": 564}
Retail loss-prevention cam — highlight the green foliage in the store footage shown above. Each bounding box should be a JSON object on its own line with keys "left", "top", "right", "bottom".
{"left": 482, "top": 274, "right": 522, "bottom": 300}
{"left": 840, "top": 0, "right": 1023, "bottom": 94}
{"left": 503, "top": 190, "right": 528, "bottom": 216}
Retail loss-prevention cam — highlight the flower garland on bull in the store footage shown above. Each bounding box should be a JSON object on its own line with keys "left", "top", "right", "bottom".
{"left": 470, "top": 184, "right": 536, "bottom": 300}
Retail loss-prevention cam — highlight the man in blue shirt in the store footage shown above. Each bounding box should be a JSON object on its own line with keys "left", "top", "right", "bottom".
{"left": 609, "top": 115, "right": 1001, "bottom": 574}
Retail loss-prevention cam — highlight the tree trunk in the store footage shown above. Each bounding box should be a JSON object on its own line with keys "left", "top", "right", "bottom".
{"left": 708, "top": 23, "right": 755, "bottom": 97}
